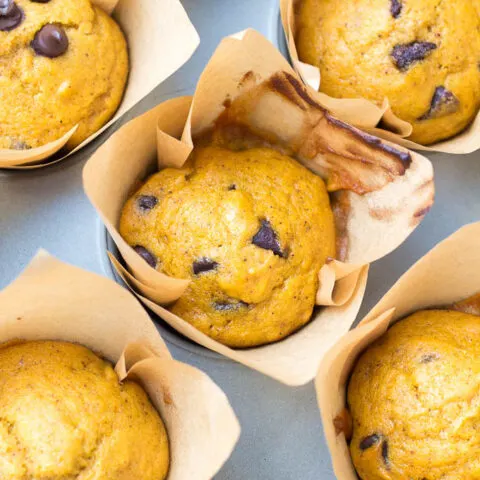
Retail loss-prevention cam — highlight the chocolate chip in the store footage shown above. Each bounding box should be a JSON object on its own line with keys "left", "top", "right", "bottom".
{"left": 133, "top": 245, "right": 157, "bottom": 268}
{"left": 136, "top": 195, "right": 158, "bottom": 212}
{"left": 10, "top": 139, "right": 30, "bottom": 150}
{"left": 0, "top": 0, "right": 13, "bottom": 15}
{"left": 390, "top": 0, "right": 402, "bottom": 18}
{"left": 418, "top": 86, "right": 460, "bottom": 120}
{"left": 213, "top": 300, "right": 248, "bottom": 311}
{"left": 252, "top": 220, "right": 284, "bottom": 257}
{"left": 193, "top": 257, "right": 218, "bottom": 275}
{"left": 0, "top": 0, "right": 23, "bottom": 31}
{"left": 228, "top": 184, "right": 237, "bottom": 191}
{"left": 382, "top": 440, "right": 390, "bottom": 465}
{"left": 30, "top": 0, "right": 52, "bottom": 3}
{"left": 359, "top": 434, "right": 381, "bottom": 450}
{"left": 391, "top": 41, "right": 437, "bottom": 71}
{"left": 31, "top": 24, "right": 69, "bottom": 58}
{"left": 420, "top": 352, "right": 440, "bottom": 363}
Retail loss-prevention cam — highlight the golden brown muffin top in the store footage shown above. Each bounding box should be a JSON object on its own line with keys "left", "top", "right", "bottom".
{"left": 0, "top": 340, "right": 169, "bottom": 479}
{"left": 348, "top": 309, "right": 480, "bottom": 479}
{"left": 0, "top": 0, "right": 128, "bottom": 149}
{"left": 296, "top": 0, "right": 480, "bottom": 145}
{"left": 120, "top": 146, "right": 336, "bottom": 347}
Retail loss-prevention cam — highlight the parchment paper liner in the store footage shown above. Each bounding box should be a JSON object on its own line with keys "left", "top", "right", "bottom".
{"left": 0, "top": 250, "right": 240, "bottom": 480}
{"left": 83, "top": 29, "right": 434, "bottom": 386}
{"left": 0, "top": 0, "right": 199, "bottom": 169}
{"left": 280, "top": 0, "right": 480, "bottom": 154}
{"left": 315, "top": 222, "right": 480, "bottom": 479}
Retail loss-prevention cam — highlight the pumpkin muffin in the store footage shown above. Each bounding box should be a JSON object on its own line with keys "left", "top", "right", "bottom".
{"left": 295, "top": 0, "right": 480, "bottom": 145}
{"left": 0, "top": 340, "right": 169, "bottom": 479}
{"left": 0, "top": 0, "right": 128, "bottom": 150}
{"left": 120, "top": 146, "right": 336, "bottom": 348}
{"left": 348, "top": 309, "right": 480, "bottom": 479}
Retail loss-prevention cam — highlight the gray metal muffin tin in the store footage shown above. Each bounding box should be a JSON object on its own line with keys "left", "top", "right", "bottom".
{"left": 1, "top": 0, "right": 480, "bottom": 478}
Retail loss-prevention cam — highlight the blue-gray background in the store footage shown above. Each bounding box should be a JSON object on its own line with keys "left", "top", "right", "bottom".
{"left": 1, "top": 1, "right": 479, "bottom": 478}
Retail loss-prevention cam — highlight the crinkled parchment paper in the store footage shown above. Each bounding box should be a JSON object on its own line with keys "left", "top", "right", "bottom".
{"left": 84, "top": 29, "right": 434, "bottom": 386}
{"left": 315, "top": 223, "right": 480, "bottom": 479}
{"left": 280, "top": 0, "right": 480, "bottom": 154}
{"left": 0, "top": 250, "right": 239, "bottom": 479}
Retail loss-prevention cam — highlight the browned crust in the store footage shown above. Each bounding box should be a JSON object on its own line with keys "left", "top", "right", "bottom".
{"left": 268, "top": 72, "right": 412, "bottom": 172}
{"left": 333, "top": 408, "right": 353, "bottom": 440}
{"left": 325, "top": 114, "right": 411, "bottom": 170}
{"left": 331, "top": 191, "right": 350, "bottom": 262}
{"left": 410, "top": 179, "right": 434, "bottom": 227}
{"left": 413, "top": 205, "right": 432, "bottom": 218}
{"left": 269, "top": 72, "right": 323, "bottom": 110}
{"left": 451, "top": 292, "right": 480, "bottom": 316}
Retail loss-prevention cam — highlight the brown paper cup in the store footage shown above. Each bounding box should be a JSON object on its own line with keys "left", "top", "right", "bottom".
{"left": 280, "top": 0, "right": 480, "bottom": 154}
{"left": 83, "top": 29, "right": 434, "bottom": 386}
{"left": 0, "top": 250, "right": 240, "bottom": 479}
{"left": 315, "top": 222, "right": 480, "bottom": 479}
{"left": 0, "top": 0, "right": 199, "bottom": 170}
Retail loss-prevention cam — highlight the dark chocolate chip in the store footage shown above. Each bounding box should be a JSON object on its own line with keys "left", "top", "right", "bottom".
{"left": 390, "top": 0, "right": 402, "bottom": 18}
{"left": 193, "top": 257, "right": 218, "bottom": 275}
{"left": 359, "top": 434, "right": 381, "bottom": 450}
{"left": 136, "top": 195, "right": 158, "bottom": 212}
{"left": 0, "top": 0, "right": 13, "bottom": 15}
{"left": 252, "top": 220, "right": 284, "bottom": 257}
{"left": 30, "top": 0, "right": 52, "bottom": 3}
{"left": 391, "top": 41, "right": 437, "bottom": 71}
{"left": 228, "top": 184, "right": 237, "bottom": 191}
{"left": 213, "top": 300, "right": 248, "bottom": 311}
{"left": 0, "top": 0, "right": 23, "bottom": 31}
{"left": 133, "top": 245, "right": 157, "bottom": 268}
{"left": 382, "top": 440, "right": 390, "bottom": 465}
{"left": 31, "top": 24, "right": 69, "bottom": 58}
{"left": 420, "top": 352, "right": 440, "bottom": 363}
{"left": 418, "top": 86, "right": 460, "bottom": 120}
{"left": 10, "top": 139, "right": 30, "bottom": 150}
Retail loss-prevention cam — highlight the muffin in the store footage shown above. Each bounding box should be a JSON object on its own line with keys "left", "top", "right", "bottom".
{"left": 0, "top": 340, "right": 169, "bottom": 479}
{"left": 295, "top": 0, "right": 480, "bottom": 145}
{"left": 120, "top": 145, "right": 336, "bottom": 348}
{"left": 347, "top": 309, "right": 480, "bottom": 479}
{"left": 0, "top": 0, "right": 128, "bottom": 150}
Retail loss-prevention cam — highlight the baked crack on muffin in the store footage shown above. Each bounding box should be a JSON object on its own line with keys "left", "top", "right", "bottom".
{"left": 120, "top": 146, "right": 336, "bottom": 348}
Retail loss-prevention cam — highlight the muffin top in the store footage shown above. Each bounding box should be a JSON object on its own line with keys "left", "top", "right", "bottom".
{"left": 0, "top": 0, "right": 128, "bottom": 150}
{"left": 0, "top": 340, "right": 169, "bottom": 479}
{"left": 120, "top": 146, "right": 336, "bottom": 347}
{"left": 348, "top": 309, "right": 480, "bottom": 479}
{"left": 295, "top": 0, "right": 480, "bottom": 145}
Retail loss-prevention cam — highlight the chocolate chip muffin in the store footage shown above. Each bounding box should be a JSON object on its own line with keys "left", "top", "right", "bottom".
{"left": 120, "top": 146, "right": 336, "bottom": 348}
{"left": 0, "top": 341, "right": 169, "bottom": 479}
{"left": 348, "top": 309, "right": 480, "bottom": 479}
{"left": 295, "top": 0, "right": 480, "bottom": 145}
{"left": 0, "top": 0, "right": 128, "bottom": 150}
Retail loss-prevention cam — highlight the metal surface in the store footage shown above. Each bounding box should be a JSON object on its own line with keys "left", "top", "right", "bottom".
{"left": 0, "top": 1, "right": 479, "bottom": 478}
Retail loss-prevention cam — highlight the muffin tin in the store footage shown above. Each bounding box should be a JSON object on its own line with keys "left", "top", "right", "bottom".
{"left": 1, "top": 0, "right": 480, "bottom": 478}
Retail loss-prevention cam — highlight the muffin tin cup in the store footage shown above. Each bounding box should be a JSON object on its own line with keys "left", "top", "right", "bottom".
{"left": 0, "top": 250, "right": 240, "bottom": 480}
{"left": 315, "top": 222, "right": 480, "bottom": 479}
{"left": 0, "top": 0, "right": 199, "bottom": 170}
{"left": 280, "top": 0, "right": 480, "bottom": 154}
{"left": 83, "top": 29, "right": 434, "bottom": 386}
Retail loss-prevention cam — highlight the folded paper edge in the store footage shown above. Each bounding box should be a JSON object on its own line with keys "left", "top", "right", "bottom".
{"left": 280, "top": 0, "right": 480, "bottom": 154}
{"left": 314, "top": 222, "right": 480, "bottom": 480}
